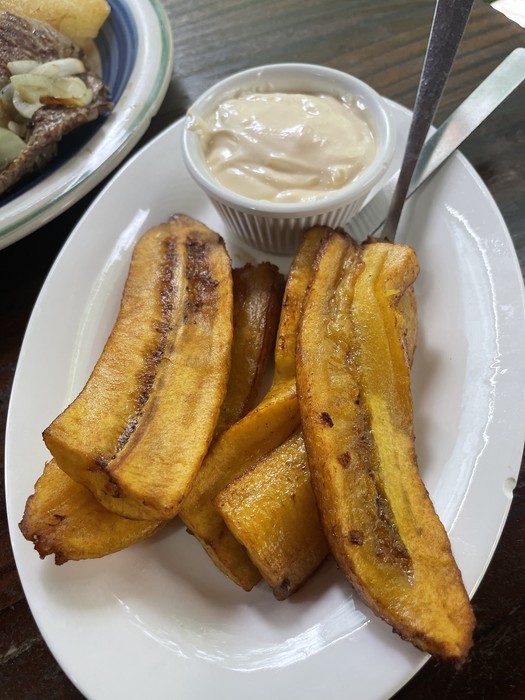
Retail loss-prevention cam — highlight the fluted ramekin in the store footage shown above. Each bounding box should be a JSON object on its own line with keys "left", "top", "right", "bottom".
{"left": 182, "top": 63, "right": 395, "bottom": 255}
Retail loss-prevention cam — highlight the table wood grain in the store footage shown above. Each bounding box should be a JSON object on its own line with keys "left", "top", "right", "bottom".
{"left": 1, "top": 1, "right": 524, "bottom": 697}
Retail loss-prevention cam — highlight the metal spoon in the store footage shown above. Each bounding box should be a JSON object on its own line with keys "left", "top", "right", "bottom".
{"left": 381, "top": 0, "right": 474, "bottom": 241}
{"left": 346, "top": 48, "right": 525, "bottom": 241}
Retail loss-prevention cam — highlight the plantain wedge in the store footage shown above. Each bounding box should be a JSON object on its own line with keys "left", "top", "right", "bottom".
{"left": 19, "top": 460, "right": 162, "bottom": 564}
{"left": 215, "top": 262, "right": 284, "bottom": 435}
{"left": 44, "top": 215, "right": 233, "bottom": 521}
{"left": 180, "top": 227, "right": 329, "bottom": 590}
{"left": 20, "top": 259, "right": 282, "bottom": 563}
{"left": 215, "top": 429, "right": 328, "bottom": 600}
{"left": 214, "top": 256, "right": 418, "bottom": 600}
{"left": 296, "top": 231, "right": 475, "bottom": 663}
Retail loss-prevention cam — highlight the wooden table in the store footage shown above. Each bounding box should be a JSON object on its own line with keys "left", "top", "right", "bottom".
{"left": 1, "top": 1, "right": 524, "bottom": 697}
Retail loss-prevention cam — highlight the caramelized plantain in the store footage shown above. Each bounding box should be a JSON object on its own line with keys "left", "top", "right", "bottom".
{"left": 214, "top": 259, "right": 419, "bottom": 600}
{"left": 44, "top": 215, "right": 233, "bottom": 521}
{"left": 215, "top": 262, "right": 284, "bottom": 435}
{"left": 19, "top": 460, "right": 162, "bottom": 563}
{"left": 215, "top": 429, "right": 328, "bottom": 599}
{"left": 180, "top": 227, "right": 329, "bottom": 590}
{"left": 296, "top": 232, "right": 475, "bottom": 662}
{"left": 20, "top": 259, "right": 282, "bottom": 563}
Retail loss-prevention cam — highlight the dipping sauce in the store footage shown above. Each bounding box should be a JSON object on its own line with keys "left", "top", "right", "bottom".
{"left": 189, "top": 91, "right": 376, "bottom": 204}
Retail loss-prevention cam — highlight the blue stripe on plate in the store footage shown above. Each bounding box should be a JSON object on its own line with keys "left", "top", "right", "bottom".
{"left": 98, "top": 0, "right": 138, "bottom": 103}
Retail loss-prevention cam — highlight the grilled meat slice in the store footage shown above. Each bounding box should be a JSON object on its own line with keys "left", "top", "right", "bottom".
{"left": 0, "top": 12, "right": 86, "bottom": 87}
{"left": 0, "top": 11, "right": 112, "bottom": 196}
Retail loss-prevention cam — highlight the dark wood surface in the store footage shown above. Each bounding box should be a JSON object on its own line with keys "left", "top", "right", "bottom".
{"left": 1, "top": 1, "right": 524, "bottom": 697}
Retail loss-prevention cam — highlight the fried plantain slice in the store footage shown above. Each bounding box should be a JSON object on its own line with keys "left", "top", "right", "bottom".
{"left": 180, "top": 226, "right": 329, "bottom": 591}
{"left": 19, "top": 460, "right": 162, "bottom": 564}
{"left": 44, "top": 215, "right": 233, "bottom": 521}
{"left": 214, "top": 261, "right": 419, "bottom": 600}
{"left": 20, "top": 260, "right": 283, "bottom": 563}
{"left": 215, "top": 262, "right": 284, "bottom": 435}
{"left": 215, "top": 429, "right": 328, "bottom": 599}
{"left": 296, "top": 232, "right": 475, "bottom": 662}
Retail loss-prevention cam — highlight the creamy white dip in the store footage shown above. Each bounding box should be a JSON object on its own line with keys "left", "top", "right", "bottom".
{"left": 190, "top": 91, "right": 376, "bottom": 203}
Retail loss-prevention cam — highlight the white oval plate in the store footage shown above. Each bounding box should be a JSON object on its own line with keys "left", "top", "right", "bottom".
{"left": 0, "top": 0, "right": 173, "bottom": 250}
{"left": 6, "top": 102, "right": 525, "bottom": 700}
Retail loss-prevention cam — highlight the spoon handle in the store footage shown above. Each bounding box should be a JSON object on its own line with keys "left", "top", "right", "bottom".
{"left": 346, "top": 48, "right": 525, "bottom": 241}
{"left": 382, "top": 0, "right": 475, "bottom": 241}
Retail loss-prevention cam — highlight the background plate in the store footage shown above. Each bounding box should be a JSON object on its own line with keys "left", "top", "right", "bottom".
{"left": 6, "top": 103, "right": 525, "bottom": 700}
{"left": 0, "top": 0, "right": 173, "bottom": 249}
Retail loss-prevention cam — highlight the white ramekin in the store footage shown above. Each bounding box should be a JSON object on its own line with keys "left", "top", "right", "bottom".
{"left": 182, "top": 63, "right": 395, "bottom": 255}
